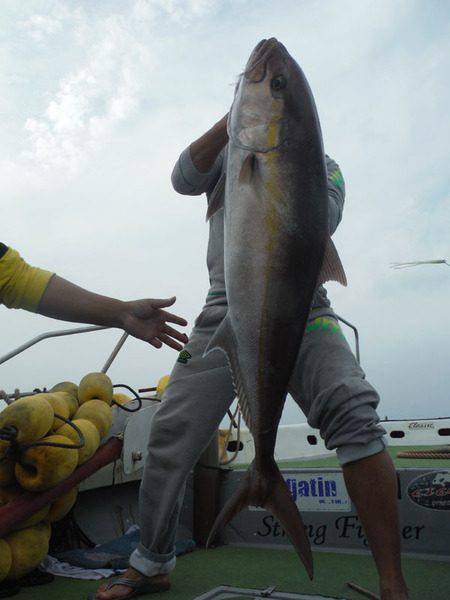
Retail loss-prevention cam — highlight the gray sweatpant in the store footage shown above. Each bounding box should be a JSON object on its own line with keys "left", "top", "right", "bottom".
{"left": 129, "top": 304, "right": 386, "bottom": 576}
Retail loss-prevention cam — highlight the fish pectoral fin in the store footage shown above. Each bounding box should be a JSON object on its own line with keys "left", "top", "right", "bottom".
{"left": 238, "top": 152, "right": 257, "bottom": 184}
{"left": 204, "top": 314, "right": 253, "bottom": 431}
{"left": 317, "top": 237, "right": 348, "bottom": 287}
{"left": 206, "top": 172, "right": 226, "bottom": 221}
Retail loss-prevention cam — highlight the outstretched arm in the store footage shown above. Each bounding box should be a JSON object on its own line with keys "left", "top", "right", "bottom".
{"left": 189, "top": 113, "right": 228, "bottom": 173}
{"left": 38, "top": 276, "right": 188, "bottom": 350}
{"left": 0, "top": 245, "right": 188, "bottom": 351}
{"left": 171, "top": 114, "right": 228, "bottom": 196}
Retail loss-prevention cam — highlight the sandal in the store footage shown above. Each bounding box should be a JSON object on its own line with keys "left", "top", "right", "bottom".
{"left": 87, "top": 576, "right": 170, "bottom": 599}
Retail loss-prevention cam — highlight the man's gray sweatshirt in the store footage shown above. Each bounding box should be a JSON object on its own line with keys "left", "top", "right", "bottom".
{"left": 171, "top": 146, "right": 345, "bottom": 309}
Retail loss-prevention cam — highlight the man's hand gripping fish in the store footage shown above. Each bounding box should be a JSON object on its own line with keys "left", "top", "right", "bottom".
{"left": 205, "top": 38, "right": 347, "bottom": 579}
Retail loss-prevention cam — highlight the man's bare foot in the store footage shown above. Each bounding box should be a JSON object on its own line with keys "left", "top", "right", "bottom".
{"left": 94, "top": 567, "right": 170, "bottom": 599}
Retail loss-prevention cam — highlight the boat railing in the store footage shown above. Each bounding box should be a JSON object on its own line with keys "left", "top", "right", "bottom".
{"left": 0, "top": 326, "right": 129, "bottom": 400}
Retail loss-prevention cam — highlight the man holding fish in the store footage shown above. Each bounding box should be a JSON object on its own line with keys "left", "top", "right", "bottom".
{"left": 92, "top": 39, "right": 408, "bottom": 600}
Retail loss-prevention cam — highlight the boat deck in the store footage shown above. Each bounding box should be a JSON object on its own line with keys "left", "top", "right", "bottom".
{"left": 16, "top": 545, "right": 450, "bottom": 600}
{"left": 12, "top": 446, "right": 450, "bottom": 599}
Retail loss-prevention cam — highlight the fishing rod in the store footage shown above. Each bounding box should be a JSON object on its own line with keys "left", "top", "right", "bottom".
{"left": 390, "top": 258, "right": 449, "bottom": 269}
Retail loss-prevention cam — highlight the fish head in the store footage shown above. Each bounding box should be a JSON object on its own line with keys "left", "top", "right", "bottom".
{"left": 229, "top": 38, "right": 317, "bottom": 153}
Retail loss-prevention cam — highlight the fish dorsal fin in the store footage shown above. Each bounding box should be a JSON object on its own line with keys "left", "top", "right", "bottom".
{"left": 203, "top": 314, "right": 253, "bottom": 432}
{"left": 318, "top": 237, "right": 348, "bottom": 287}
{"left": 238, "top": 152, "right": 257, "bottom": 184}
{"left": 206, "top": 172, "right": 226, "bottom": 221}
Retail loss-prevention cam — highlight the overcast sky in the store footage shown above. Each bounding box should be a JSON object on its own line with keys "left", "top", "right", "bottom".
{"left": 1, "top": 0, "right": 449, "bottom": 424}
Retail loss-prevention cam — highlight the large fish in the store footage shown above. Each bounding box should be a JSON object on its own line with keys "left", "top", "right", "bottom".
{"left": 205, "top": 38, "right": 347, "bottom": 578}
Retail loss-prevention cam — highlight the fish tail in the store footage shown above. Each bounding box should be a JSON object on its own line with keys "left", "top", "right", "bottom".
{"left": 206, "top": 461, "right": 314, "bottom": 579}
{"left": 206, "top": 474, "right": 250, "bottom": 549}
{"left": 265, "top": 464, "right": 314, "bottom": 579}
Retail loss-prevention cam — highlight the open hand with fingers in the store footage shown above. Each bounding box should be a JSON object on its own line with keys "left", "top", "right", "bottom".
{"left": 121, "top": 297, "right": 188, "bottom": 350}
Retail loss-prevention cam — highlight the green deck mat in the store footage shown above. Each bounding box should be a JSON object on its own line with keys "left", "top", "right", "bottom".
{"left": 14, "top": 546, "right": 450, "bottom": 600}
{"left": 234, "top": 446, "right": 450, "bottom": 470}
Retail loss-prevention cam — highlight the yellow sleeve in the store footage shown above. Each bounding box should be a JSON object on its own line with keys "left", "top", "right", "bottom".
{"left": 0, "top": 247, "right": 54, "bottom": 312}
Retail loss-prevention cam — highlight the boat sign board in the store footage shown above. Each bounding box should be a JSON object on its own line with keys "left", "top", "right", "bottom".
{"left": 222, "top": 468, "right": 450, "bottom": 558}
{"left": 407, "top": 470, "right": 450, "bottom": 511}
{"left": 249, "top": 472, "right": 350, "bottom": 513}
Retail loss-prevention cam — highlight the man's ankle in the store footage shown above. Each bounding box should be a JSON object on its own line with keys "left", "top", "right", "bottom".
{"left": 379, "top": 578, "right": 409, "bottom": 599}
{"left": 125, "top": 567, "right": 170, "bottom": 582}
{"left": 380, "top": 591, "right": 409, "bottom": 600}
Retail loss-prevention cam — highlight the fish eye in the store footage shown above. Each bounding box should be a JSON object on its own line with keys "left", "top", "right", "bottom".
{"left": 270, "top": 75, "right": 287, "bottom": 91}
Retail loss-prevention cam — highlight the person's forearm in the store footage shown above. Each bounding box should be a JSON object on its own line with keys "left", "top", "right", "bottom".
{"left": 37, "top": 275, "right": 125, "bottom": 328}
{"left": 189, "top": 114, "right": 228, "bottom": 173}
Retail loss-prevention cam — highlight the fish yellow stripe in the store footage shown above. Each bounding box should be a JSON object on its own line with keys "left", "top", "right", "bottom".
{"left": 259, "top": 146, "right": 282, "bottom": 383}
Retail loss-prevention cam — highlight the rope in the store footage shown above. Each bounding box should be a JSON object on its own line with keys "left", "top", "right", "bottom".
{"left": 220, "top": 403, "right": 242, "bottom": 466}
{"left": 111, "top": 383, "right": 144, "bottom": 413}
{"left": 22, "top": 415, "right": 85, "bottom": 450}
{"left": 0, "top": 425, "right": 18, "bottom": 443}
{"left": 0, "top": 414, "right": 85, "bottom": 462}
{"left": 397, "top": 449, "right": 450, "bottom": 460}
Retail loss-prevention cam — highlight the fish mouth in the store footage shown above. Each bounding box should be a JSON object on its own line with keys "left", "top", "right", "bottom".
{"left": 244, "top": 37, "right": 280, "bottom": 82}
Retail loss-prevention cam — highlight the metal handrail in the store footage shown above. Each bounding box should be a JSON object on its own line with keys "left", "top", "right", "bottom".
{"left": 102, "top": 332, "right": 129, "bottom": 373}
{"left": 335, "top": 314, "right": 360, "bottom": 364}
{"left": 0, "top": 313, "right": 359, "bottom": 390}
{"left": 0, "top": 325, "right": 108, "bottom": 367}
{"left": 0, "top": 326, "right": 130, "bottom": 399}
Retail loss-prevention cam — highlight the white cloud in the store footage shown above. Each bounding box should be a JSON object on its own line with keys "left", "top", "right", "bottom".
{"left": 1, "top": 0, "right": 449, "bottom": 423}
{"left": 13, "top": 0, "right": 221, "bottom": 176}
{"left": 20, "top": 18, "right": 142, "bottom": 171}
{"left": 145, "top": 0, "right": 216, "bottom": 20}
{"left": 23, "top": 13, "right": 63, "bottom": 41}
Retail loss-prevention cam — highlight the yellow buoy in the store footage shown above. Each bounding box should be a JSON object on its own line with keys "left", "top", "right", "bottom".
{"left": 78, "top": 373, "right": 113, "bottom": 406}
{"left": 48, "top": 487, "right": 78, "bottom": 523}
{"left": 0, "top": 440, "right": 9, "bottom": 460}
{"left": 218, "top": 429, "right": 231, "bottom": 463}
{"left": 18, "top": 506, "right": 51, "bottom": 530}
{"left": 15, "top": 435, "right": 79, "bottom": 492}
{"left": 40, "top": 521, "right": 52, "bottom": 541}
{"left": 56, "top": 419, "right": 100, "bottom": 465}
{"left": 0, "top": 539, "right": 12, "bottom": 583}
{"left": 74, "top": 400, "right": 112, "bottom": 440}
{"left": 112, "top": 392, "right": 133, "bottom": 406}
{"left": 50, "top": 381, "right": 78, "bottom": 400}
{"left": 51, "top": 390, "right": 79, "bottom": 419}
{"left": 156, "top": 375, "right": 170, "bottom": 398}
{"left": 0, "top": 486, "right": 19, "bottom": 505}
{"left": 0, "top": 486, "right": 50, "bottom": 529}
{"left": 5, "top": 523, "right": 50, "bottom": 580}
{"left": 36, "top": 393, "right": 70, "bottom": 431}
{"left": 0, "top": 458, "right": 16, "bottom": 487}
{"left": 0, "top": 397, "right": 54, "bottom": 445}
